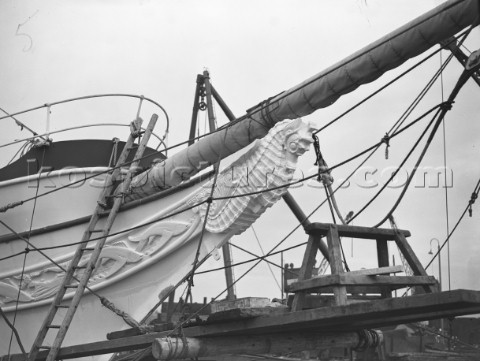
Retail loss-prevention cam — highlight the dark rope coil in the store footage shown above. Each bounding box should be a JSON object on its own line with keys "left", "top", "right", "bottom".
{"left": 100, "top": 296, "right": 140, "bottom": 328}
{"left": 354, "top": 329, "right": 381, "bottom": 351}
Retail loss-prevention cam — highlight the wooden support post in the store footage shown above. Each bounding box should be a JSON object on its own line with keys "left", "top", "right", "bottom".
{"left": 201, "top": 72, "right": 236, "bottom": 296}
{"left": 291, "top": 234, "right": 320, "bottom": 312}
{"left": 203, "top": 70, "right": 217, "bottom": 136}
{"left": 188, "top": 74, "right": 203, "bottom": 146}
{"left": 210, "top": 84, "right": 236, "bottom": 122}
{"left": 222, "top": 241, "right": 236, "bottom": 301}
{"left": 394, "top": 233, "right": 435, "bottom": 293}
{"left": 376, "top": 239, "right": 391, "bottom": 298}
{"left": 165, "top": 289, "right": 175, "bottom": 323}
{"left": 326, "top": 224, "right": 347, "bottom": 306}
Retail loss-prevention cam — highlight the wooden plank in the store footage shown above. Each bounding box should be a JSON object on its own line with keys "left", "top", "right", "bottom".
{"left": 387, "top": 352, "right": 478, "bottom": 361}
{"left": 326, "top": 224, "right": 347, "bottom": 306}
{"left": 286, "top": 284, "right": 404, "bottom": 294}
{"left": 286, "top": 265, "right": 402, "bottom": 286}
{"left": 305, "top": 222, "right": 410, "bottom": 240}
{"left": 288, "top": 275, "right": 436, "bottom": 292}
{"left": 291, "top": 234, "right": 320, "bottom": 311}
{"left": 7, "top": 290, "right": 480, "bottom": 361}
{"left": 207, "top": 307, "right": 287, "bottom": 323}
{"left": 347, "top": 265, "right": 403, "bottom": 276}
{"left": 106, "top": 323, "right": 173, "bottom": 340}
{"left": 287, "top": 294, "right": 383, "bottom": 309}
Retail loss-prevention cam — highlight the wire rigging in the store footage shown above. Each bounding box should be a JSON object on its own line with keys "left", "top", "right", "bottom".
{"left": 251, "top": 227, "right": 282, "bottom": 291}
{"left": 348, "top": 102, "right": 449, "bottom": 226}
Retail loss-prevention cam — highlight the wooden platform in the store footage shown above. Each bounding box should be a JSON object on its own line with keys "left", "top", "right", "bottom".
{"left": 6, "top": 289, "right": 480, "bottom": 361}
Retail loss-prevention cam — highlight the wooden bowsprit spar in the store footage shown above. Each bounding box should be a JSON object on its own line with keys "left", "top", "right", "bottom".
{"left": 122, "top": 0, "right": 480, "bottom": 200}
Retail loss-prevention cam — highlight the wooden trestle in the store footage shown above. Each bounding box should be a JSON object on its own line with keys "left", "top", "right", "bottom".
{"left": 289, "top": 222, "right": 437, "bottom": 312}
{"left": 5, "top": 223, "right": 480, "bottom": 361}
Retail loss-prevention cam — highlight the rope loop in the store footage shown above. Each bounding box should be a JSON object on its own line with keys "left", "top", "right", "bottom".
{"left": 312, "top": 134, "right": 333, "bottom": 185}
{"left": 312, "top": 134, "right": 321, "bottom": 166}
{"left": 258, "top": 96, "right": 280, "bottom": 128}
{"left": 382, "top": 133, "right": 390, "bottom": 159}
{"left": 440, "top": 100, "right": 454, "bottom": 111}
{"left": 469, "top": 192, "right": 478, "bottom": 217}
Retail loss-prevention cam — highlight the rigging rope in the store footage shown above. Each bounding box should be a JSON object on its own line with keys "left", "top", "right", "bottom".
{"left": 347, "top": 104, "right": 444, "bottom": 225}
{"left": 197, "top": 241, "right": 306, "bottom": 276}
{"left": 373, "top": 102, "right": 453, "bottom": 228}
{"left": 0, "top": 105, "right": 438, "bottom": 263}
{"left": 374, "top": 62, "right": 476, "bottom": 227}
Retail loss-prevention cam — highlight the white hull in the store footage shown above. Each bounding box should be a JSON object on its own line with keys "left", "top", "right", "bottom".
{"left": 0, "top": 171, "right": 226, "bottom": 354}
{"left": 0, "top": 118, "right": 314, "bottom": 356}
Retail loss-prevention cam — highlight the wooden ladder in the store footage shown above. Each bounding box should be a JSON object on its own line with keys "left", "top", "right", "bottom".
{"left": 28, "top": 114, "right": 158, "bottom": 361}
{"left": 289, "top": 222, "right": 438, "bottom": 312}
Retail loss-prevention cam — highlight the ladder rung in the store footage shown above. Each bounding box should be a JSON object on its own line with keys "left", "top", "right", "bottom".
{"left": 55, "top": 305, "right": 69, "bottom": 308}
{"left": 90, "top": 229, "right": 103, "bottom": 233}
{"left": 48, "top": 325, "right": 61, "bottom": 328}
{"left": 39, "top": 346, "right": 51, "bottom": 350}
{"left": 84, "top": 247, "right": 95, "bottom": 251}
{"left": 64, "top": 285, "right": 77, "bottom": 289}
{"left": 74, "top": 265, "right": 87, "bottom": 269}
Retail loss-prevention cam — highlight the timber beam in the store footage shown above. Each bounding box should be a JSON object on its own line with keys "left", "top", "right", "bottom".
{"left": 305, "top": 222, "right": 410, "bottom": 240}
{"left": 6, "top": 290, "right": 480, "bottom": 361}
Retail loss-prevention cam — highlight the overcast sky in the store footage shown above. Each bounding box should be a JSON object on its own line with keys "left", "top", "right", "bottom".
{"left": 1, "top": 0, "right": 479, "bottom": 300}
